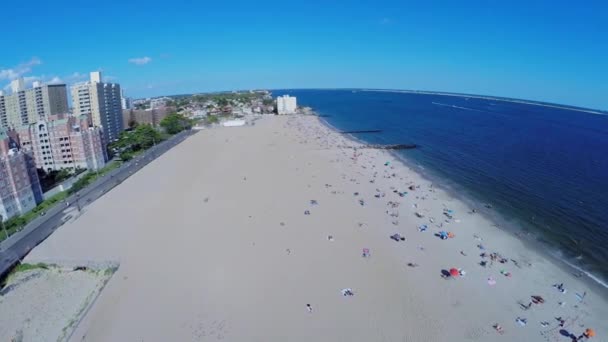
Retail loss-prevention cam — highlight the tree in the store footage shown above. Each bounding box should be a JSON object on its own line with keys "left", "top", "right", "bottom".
{"left": 160, "top": 113, "right": 191, "bottom": 134}
{"left": 205, "top": 115, "right": 219, "bottom": 124}
{"left": 0, "top": 214, "right": 7, "bottom": 240}
{"left": 215, "top": 97, "right": 230, "bottom": 107}
{"left": 110, "top": 124, "right": 162, "bottom": 159}
{"left": 56, "top": 169, "right": 72, "bottom": 182}
{"left": 132, "top": 124, "right": 162, "bottom": 149}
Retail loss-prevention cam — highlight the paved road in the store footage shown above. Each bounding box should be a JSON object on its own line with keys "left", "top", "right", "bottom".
{"left": 0, "top": 129, "right": 196, "bottom": 278}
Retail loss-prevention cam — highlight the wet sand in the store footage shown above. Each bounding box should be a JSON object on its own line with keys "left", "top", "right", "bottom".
{"left": 24, "top": 115, "right": 607, "bottom": 341}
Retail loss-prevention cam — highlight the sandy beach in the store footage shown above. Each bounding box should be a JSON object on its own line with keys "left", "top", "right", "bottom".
{"left": 19, "top": 114, "right": 608, "bottom": 341}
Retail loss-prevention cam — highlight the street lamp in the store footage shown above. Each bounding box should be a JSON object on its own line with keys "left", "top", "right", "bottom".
{"left": 76, "top": 193, "right": 81, "bottom": 212}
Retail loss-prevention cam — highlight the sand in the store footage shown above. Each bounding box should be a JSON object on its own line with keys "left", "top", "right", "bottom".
{"left": 0, "top": 265, "right": 114, "bottom": 341}
{"left": 19, "top": 115, "right": 608, "bottom": 341}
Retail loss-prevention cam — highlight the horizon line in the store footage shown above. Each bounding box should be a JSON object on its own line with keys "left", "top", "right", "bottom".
{"left": 143, "top": 87, "right": 607, "bottom": 114}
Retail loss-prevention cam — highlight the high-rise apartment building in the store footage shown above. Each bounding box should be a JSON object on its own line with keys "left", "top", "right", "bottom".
{"left": 120, "top": 89, "right": 132, "bottom": 110}
{"left": 0, "top": 79, "right": 69, "bottom": 129}
{"left": 16, "top": 115, "right": 107, "bottom": 172}
{"left": 71, "top": 72, "right": 123, "bottom": 143}
{"left": 0, "top": 131, "right": 43, "bottom": 221}
{"left": 276, "top": 95, "right": 297, "bottom": 114}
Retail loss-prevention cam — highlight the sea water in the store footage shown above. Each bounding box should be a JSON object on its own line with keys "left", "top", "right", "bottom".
{"left": 274, "top": 89, "right": 608, "bottom": 287}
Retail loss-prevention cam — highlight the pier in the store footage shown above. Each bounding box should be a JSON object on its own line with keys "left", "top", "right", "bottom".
{"left": 339, "top": 144, "right": 417, "bottom": 150}
{"left": 339, "top": 129, "right": 382, "bottom": 134}
{"left": 361, "top": 143, "right": 417, "bottom": 150}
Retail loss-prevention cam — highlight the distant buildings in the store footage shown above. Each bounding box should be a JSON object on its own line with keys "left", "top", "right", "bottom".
{"left": 149, "top": 97, "right": 168, "bottom": 109}
{"left": 0, "top": 79, "right": 69, "bottom": 129}
{"left": 277, "top": 95, "right": 297, "bottom": 114}
{"left": 122, "top": 107, "right": 171, "bottom": 128}
{"left": 0, "top": 131, "right": 43, "bottom": 221}
{"left": 71, "top": 72, "right": 123, "bottom": 142}
{"left": 15, "top": 115, "right": 107, "bottom": 172}
{"left": 121, "top": 89, "right": 133, "bottom": 110}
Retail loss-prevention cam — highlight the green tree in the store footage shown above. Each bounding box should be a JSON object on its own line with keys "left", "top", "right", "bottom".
{"left": 160, "top": 113, "right": 191, "bottom": 134}
{"left": 215, "top": 97, "right": 230, "bottom": 107}
{"left": 131, "top": 124, "right": 162, "bottom": 150}
{"left": 205, "top": 115, "right": 219, "bottom": 124}
{"left": 56, "top": 169, "right": 72, "bottom": 182}
{"left": 110, "top": 124, "right": 162, "bottom": 157}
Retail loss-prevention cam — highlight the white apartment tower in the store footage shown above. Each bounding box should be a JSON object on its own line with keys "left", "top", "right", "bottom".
{"left": 277, "top": 95, "right": 297, "bottom": 114}
{"left": 0, "top": 79, "right": 69, "bottom": 129}
{"left": 71, "top": 72, "right": 123, "bottom": 143}
{"left": 120, "top": 88, "right": 132, "bottom": 110}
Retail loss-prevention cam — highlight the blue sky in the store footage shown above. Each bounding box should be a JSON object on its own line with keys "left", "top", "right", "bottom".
{"left": 1, "top": 0, "right": 606, "bottom": 109}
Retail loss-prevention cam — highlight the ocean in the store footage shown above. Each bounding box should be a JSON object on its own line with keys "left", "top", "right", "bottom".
{"left": 274, "top": 89, "right": 608, "bottom": 287}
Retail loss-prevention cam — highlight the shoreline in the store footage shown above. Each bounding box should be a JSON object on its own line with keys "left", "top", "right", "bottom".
{"left": 314, "top": 112, "right": 608, "bottom": 296}
{"left": 292, "top": 114, "right": 608, "bottom": 339}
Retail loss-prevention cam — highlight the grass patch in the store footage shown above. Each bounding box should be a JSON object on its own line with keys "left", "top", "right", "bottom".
{"left": 0, "top": 262, "right": 52, "bottom": 288}
{"left": 12, "top": 262, "right": 49, "bottom": 273}
{"left": 68, "top": 161, "right": 121, "bottom": 195}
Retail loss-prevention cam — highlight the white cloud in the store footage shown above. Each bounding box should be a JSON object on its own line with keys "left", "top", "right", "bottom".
{"left": 0, "top": 57, "right": 42, "bottom": 80}
{"left": 64, "top": 72, "right": 88, "bottom": 84}
{"left": 48, "top": 76, "right": 63, "bottom": 84}
{"left": 128, "top": 56, "right": 152, "bottom": 65}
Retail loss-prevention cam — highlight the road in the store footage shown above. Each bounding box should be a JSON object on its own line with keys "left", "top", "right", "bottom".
{"left": 0, "top": 129, "right": 196, "bottom": 278}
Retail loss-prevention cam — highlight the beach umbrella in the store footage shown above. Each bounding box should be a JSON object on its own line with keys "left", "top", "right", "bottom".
{"left": 586, "top": 328, "right": 596, "bottom": 337}
{"left": 449, "top": 268, "right": 460, "bottom": 277}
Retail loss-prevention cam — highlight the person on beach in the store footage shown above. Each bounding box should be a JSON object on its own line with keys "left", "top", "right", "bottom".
{"left": 521, "top": 302, "right": 532, "bottom": 310}
{"left": 576, "top": 328, "right": 595, "bottom": 340}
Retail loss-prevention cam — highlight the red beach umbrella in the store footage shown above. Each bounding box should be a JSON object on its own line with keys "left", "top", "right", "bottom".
{"left": 449, "top": 268, "right": 460, "bottom": 277}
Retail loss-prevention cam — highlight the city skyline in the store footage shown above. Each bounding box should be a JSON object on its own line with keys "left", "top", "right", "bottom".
{"left": 0, "top": 0, "right": 607, "bottom": 110}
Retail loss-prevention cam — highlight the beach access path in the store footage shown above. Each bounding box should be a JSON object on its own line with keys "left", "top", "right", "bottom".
{"left": 24, "top": 115, "right": 607, "bottom": 341}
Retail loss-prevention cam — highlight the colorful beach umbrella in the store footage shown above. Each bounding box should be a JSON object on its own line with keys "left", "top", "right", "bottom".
{"left": 449, "top": 268, "right": 460, "bottom": 277}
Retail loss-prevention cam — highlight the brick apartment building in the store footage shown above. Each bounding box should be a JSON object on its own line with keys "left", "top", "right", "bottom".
{"left": 0, "top": 131, "right": 43, "bottom": 221}
{"left": 16, "top": 114, "right": 107, "bottom": 173}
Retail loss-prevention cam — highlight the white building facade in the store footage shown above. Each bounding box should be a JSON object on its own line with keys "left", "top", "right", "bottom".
{"left": 0, "top": 80, "right": 69, "bottom": 130}
{"left": 277, "top": 95, "right": 297, "bottom": 114}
